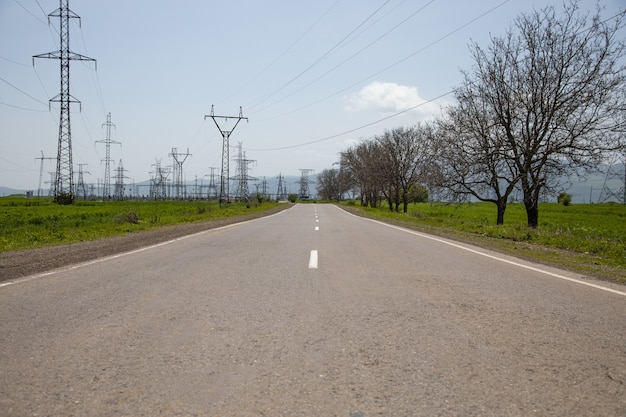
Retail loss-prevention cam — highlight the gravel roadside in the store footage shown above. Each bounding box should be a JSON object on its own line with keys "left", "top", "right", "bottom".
{"left": 0, "top": 204, "right": 291, "bottom": 282}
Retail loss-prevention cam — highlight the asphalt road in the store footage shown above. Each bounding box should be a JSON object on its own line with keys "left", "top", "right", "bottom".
{"left": 1, "top": 204, "right": 625, "bottom": 416}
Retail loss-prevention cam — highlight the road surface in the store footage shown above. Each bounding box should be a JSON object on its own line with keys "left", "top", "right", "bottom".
{"left": 1, "top": 204, "right": 625, "bottom": 416}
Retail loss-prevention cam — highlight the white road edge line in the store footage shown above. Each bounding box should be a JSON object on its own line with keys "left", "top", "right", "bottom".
{"left": 1, "top": 207, "right": 292, "bottom": 289}
{"left": 315, "top": 226, "right": 319, "bottom": 231}
{"left": 309, "top": 250, "right": 319, "bottom": 269}
{"left": 335, "top": 206, "right": 626, "bottom": 297}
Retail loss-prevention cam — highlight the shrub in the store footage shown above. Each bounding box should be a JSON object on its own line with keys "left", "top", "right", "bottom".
{"left": 558, "top": 192, "right": 572, "bottom": 206}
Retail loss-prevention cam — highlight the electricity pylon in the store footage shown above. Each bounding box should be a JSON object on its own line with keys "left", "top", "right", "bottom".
{"left": 205, "top": 167, "right": 218, "bottom": 200}
{"left": 204, "top": 106, "right": 247, "bottom": 205}
{"left": 232, "top": 142, "right": 257, "bottom": 202}
{"left": 113, "top": 159, "right": 129, "bottom": 200}
{"left": 169, "top": 148, "right": 191, "bottom": 199}
{"left": 34, "top": 151, "right": 55, "bottom": 198}
{"left": 96, "top": 113, "right": 121, "bottom": 200}
{"left": 276, "top": 173, "right": 287, "bottom": 201}
{"left": 150, "top": 159, "right": 169, "bottom": 200}
{"left": 599, "top": 152, "right": 626, "bottom": 204}
{"left": 76, "top": 163, "right": 90, "bottom": 200}
{"left": 33, "top": 0, "right": 96, "bottom": 204}
{"left": 297, "top": 169, "right": 315, "bottom": 199}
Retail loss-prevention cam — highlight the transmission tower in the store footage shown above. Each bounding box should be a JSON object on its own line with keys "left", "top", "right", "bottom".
{"left": 232, "top": 142, "right": 257, "bottom": 202}
{"left": 76, "top": 163, "right": 90, "bottom": 200}
{"left": 276, "top": 173, "right": 287, "bottom": 201}
{"left": 33, "top": 0, "right": 96, "bottom": 204}
{"left": 204, "top": 106, "right": 248, "bottom": 205}
{"left": 297, "top": 169, "right": 315, "bottom": 199}
{"left": 169, "top": 148, "right": 191, "bottom": 199}
{"left": 34, "top": 151, "right": 56, "bottom": 198}
{"left": 598, "top": 152, "right": 626, "bottom": 204}
{"left": 150, "top": 159, "right": 170, "bottom": 200}
{"left": 95, "top": 113, "right": 121, "bottom": 200}
{"left": 205, "top": 167, "right": 218, "bottom": 200}
{"left": 46, "top": 172, "right": 56, "bottom": 197}
{"left": 113, "top": 159, "right": 129, "bottom": 200}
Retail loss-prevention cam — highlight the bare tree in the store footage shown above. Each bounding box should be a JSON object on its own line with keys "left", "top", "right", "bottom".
{"left": 447, "top": 1, "right": 626, "bottom": 227}
{"left": 316, "top": 168, "right": 351, "bottom": 201}
{"left": 437, "top": 90, "right": 520, "bottom": 224}
{"left": 377, "top": 125, "right": 432, "bottom": 213}
{"left": 340, "top": 141, "right": 385, "bottom": 207}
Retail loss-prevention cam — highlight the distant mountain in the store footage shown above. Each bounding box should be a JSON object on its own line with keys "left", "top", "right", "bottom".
{"left": 0, "top": 187, "right": 27, "bottom": 196}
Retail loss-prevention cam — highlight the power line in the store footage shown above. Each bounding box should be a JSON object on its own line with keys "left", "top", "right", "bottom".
{"left": 13, "top": 0, "right": 46, "bottom": 24}
{"left": 255, "top": 0, "right": 512, "bottom": 123}
{"left": 245, "top": 0, "right": 393, "bottom": 112}
{"left": 0, "top": 75, "right": 48, "bottom": 106}
{"left": 221, "top": 0, "right": 342, "bottom": 104}
{"left": 249, "top": 0, "right": 437, "bottom": 116}
{"left": 0, "top": 55, "right": 31, "bottom": 67}
{"left": 248, "top": 89, "right": 453, "bottom": 152}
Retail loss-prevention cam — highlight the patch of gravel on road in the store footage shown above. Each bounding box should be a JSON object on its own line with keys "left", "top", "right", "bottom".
{"left": 0, "top": 205, "right": 291, "bottom": 282}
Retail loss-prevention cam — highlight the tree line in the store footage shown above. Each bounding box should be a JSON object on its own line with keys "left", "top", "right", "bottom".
{"left": 317, "top": 1, "right": 626, "bottom": 228}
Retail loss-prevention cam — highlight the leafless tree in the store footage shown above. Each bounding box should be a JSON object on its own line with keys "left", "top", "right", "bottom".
{"left": 444, "top": 0, "right": 626, "bottom": 227}
{"left": 316, "top": 167, "right": 351, "bottom": 201}
{"left": 340, "top": 141, "right": 385, "bottom": 207}
{"left": 377, "top": 125, "right": 432, "bottom": 213}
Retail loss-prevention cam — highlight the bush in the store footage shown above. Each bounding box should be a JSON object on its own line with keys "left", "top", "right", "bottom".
{"left": 288, "top": 194, "right": 298, "bottom": 203}
{"left": 117, "top": 209, "right": 140, "bottom": 224}
{"left": 558, "top": 192, "right": 572, "bottom": 206}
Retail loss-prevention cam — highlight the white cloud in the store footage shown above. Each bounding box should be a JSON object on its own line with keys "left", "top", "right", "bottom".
{"left": 345, "top": 81, "right": 442, "bottom": 120}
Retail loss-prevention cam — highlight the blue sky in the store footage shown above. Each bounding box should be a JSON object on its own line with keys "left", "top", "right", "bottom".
{"left": 1, "top": 0, "right": 624, "bottom": 191}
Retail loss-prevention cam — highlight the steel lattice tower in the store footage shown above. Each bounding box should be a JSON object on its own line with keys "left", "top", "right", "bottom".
{"left": 113, "top": 160, "right": 128, "bottom": 200}
{"left": 169, "top": 148, "right": 191, "bottom": 199}
{"left": 599, "top": 153, "right": 626, "bottom": 204}
{"left": 33, "top": 0, "right": 96, "bottom": 204}
{"left": 206, "top": 167, "right": 218, "bottom": 200}
{"left": 232, "top": 142, "right": 257, "bottom": 202}
{"left": 297, "top": 169, "right": 315, "bottom": 199}
{"left": 96, "top": 113, "right": 121, "bottom": 200}
{"left": 76, "top": 163, "right": 90, "bottom": 200}
{"left": 204, "top": 106, "right": 247, "bottom": 205}
{"left": 150, "top": 160, "right": 170, "bottom": 200}
{"left": 34, "top": 151, "right": 55, "bottom": 198}
{"left": 276, "top": 173, "right": 287, "bottom": 201}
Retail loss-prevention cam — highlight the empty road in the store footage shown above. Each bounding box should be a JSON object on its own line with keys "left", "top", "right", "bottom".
{"left": 1, "top": 204, "right": 625, "bottom": 416}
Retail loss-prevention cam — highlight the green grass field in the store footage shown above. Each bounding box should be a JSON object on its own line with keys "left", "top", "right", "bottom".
{"left": 344, "top": 200, "right": 626, "bottom": 284}
{"left": 0, "top": 197, "right": 280, "bottom": 252}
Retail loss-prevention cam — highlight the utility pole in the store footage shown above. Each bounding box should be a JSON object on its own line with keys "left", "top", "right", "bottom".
{"left": 33, "top": 0, "right": 96, "bottom": 204}
{"left": 204, "top": 106, "right": 248, "bottom": 205}
{"left": 34, "top": 151, "right": 56, "bottom": 198}
{"left": 96, "top": 113, "right": 121, "bottom": 200}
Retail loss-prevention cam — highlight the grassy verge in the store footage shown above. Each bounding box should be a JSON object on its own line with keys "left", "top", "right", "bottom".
{"left": 340, "top": 201, "right": 626, "bottom": 285}
{"left": 0, "top": 197, "right": 282, "bottom": 252}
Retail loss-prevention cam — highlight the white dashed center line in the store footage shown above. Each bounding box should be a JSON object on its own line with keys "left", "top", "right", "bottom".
{"left": 309, "top": 250, "right": 318, "bottom": 269}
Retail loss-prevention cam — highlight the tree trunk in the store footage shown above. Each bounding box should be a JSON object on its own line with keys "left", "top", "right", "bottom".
{"left": 524, "top": 200, "right": 539, "bottom": 228}
{"left": 496, "top": 199, "right": 506, "bottom": 225}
